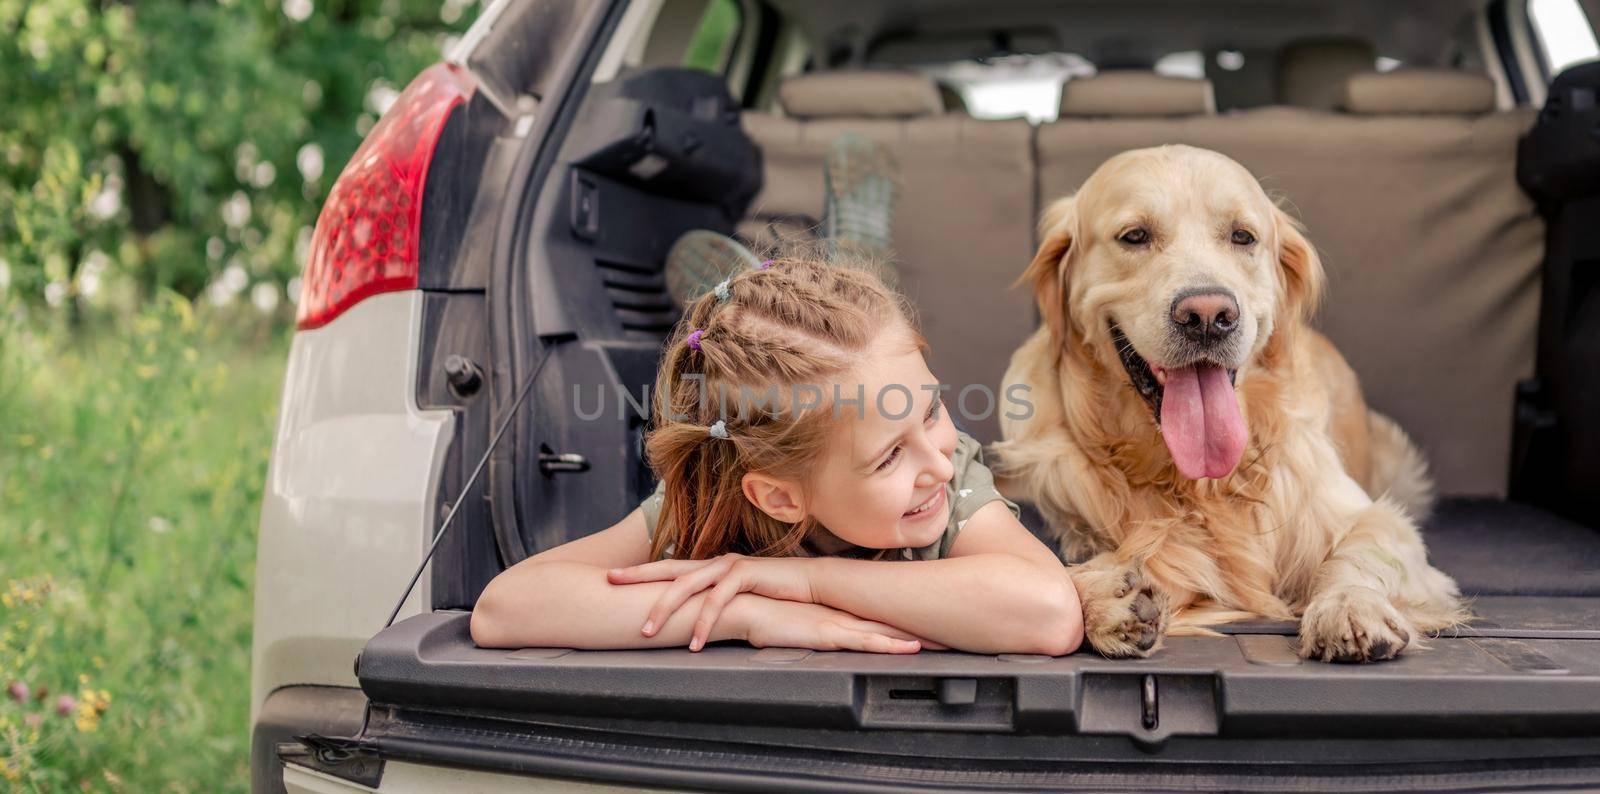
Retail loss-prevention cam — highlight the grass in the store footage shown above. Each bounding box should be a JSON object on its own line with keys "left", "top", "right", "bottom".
{"left": 0, "top": 295, "right": 290, "bottom": 791}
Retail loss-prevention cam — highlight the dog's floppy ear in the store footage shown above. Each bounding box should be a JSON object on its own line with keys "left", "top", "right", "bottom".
{"left": 1016, "top": 196, "right": 1078, "bottom": 353}
{"left": 1272, "top": 203, "right": 1325, "bottom": 323}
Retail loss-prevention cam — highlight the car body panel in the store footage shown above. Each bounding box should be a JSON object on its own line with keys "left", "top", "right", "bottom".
{"left": 251, "top": 291, "right": 452, "bottom": 723}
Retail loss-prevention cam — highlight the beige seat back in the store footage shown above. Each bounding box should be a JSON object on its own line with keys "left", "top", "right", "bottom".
{"left": 742, "top": 70, "right": 1037, "bottom": 443}
{"left": 1035, "top": 69, "right": 1541, "bottom": 496}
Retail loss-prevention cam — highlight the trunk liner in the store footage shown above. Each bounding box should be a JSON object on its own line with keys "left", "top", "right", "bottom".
{"left": 348, "top": 497, "right": 1600, "bottom": 783}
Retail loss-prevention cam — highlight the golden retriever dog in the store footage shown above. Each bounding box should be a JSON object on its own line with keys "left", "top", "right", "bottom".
{"left": 993, "top": 145, "right": 1466, "bottom": 662}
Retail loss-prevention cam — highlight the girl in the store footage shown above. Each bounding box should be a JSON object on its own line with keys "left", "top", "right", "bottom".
{"left": 471, "top": 251, "right": 1083, "bottom": 655}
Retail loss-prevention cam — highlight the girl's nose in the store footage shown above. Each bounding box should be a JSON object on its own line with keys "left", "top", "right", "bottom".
{"left": 916, "top": 436, "right": 956, "bottom": 487}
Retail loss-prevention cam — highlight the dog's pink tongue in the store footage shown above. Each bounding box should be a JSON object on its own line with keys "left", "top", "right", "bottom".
{"left": 1160, "top": 363, "right": 1248, "bottom": 480}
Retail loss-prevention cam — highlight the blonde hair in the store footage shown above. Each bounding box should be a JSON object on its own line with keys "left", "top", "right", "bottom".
{"left": 645, "top": 247, "right": 924, "bottom": 560}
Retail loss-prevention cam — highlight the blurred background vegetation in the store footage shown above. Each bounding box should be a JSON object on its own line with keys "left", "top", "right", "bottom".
{"left": 1, "top": 0, "right": 480, "bottom": 314}
{"left": 0, "top": 0, "right": 480, "bottom": 788}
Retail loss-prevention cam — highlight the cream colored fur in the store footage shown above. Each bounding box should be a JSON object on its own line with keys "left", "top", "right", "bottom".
{"left": 994, "top": 145, "right": 1466, "bottom": 661}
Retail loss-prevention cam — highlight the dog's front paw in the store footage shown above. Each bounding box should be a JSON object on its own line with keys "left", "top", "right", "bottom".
{"left": 1299, "top": 585, "right": 1413, "bottom": 662}
{"left": 1072, "top": 565, "right": 1169, "bottom": 658}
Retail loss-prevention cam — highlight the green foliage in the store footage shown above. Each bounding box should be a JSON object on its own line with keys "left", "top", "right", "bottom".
{"left": 683, "top": 0, "right": 739, "bottom": 74}
{"left": 0, "top": 295, "right": 289, "bottom": 790}
{"left": 0, "top": 0, "right": 479, "bottom": 313}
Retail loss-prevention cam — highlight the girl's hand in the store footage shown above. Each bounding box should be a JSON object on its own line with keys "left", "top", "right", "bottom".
{"left": 738, "top": 598, "right": 930, "bottom": 654}
{"left": 608, "top": 554, "right": 817, "bottom": 650}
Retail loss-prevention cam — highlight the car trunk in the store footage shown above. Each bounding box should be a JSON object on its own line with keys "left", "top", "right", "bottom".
{"left": 347, "top": 537, "right": 1600, "bottom": 790}
{"left": 314, "top": 19, "right": 1600, "bottom": 790}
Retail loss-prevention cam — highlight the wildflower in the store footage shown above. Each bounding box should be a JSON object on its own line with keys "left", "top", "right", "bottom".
{"left": 0, "top": 757, "right": 18, "bottom": 783}
{"left": 6, "top": 681, "right": 26, "bottom": 701}
{"left": 56, "top": 694, "right": 76, "bottom": 716}
{"left": 24, "top": 713, "right": 44, "bottom": 728}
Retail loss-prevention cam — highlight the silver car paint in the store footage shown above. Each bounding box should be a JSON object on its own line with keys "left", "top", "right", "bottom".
{"left": 251, "top": 291, "right": 451, "bottom": 724}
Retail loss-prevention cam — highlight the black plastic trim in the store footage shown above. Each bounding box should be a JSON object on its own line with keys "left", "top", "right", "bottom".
{"left": 346, "top": 704, "right": 1600, "bottom": 792}
{"left": 251, "top": 686, "right": 368, "bottom": 794}
{"left": 360, "top": 611, "right": 1600, "bottom": 743}
{"left": 1490, "top": 0, "right": 1532, "bottom": 105}
{"left": 486, "top": 0, "right": 623, "bottom": 565}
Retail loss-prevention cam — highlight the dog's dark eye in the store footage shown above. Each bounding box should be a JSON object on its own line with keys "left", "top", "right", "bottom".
{"left": 1231, "top": 229, "right": 1257, "bottom": 246}
{"left": 1118, "top": 228, "right": 1149, "bottom": 245}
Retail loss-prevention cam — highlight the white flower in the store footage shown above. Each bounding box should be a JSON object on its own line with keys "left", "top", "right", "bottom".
{"left": 221, "top": 191, "right": 251, "bottom": 229}
{"left": 251, "top": 282, "right": 280, "bottom": 314}
{"left": 251, "top": 161, "right": 277, "bottom": 188}
{"left": 365, "top": 81, "right": 399, "bottom": 116}
{"left": 283, "top": 0, "right": 313, "bottom": 23}
{"left": 296, "top": 143, "right": 324, "bottom": 183}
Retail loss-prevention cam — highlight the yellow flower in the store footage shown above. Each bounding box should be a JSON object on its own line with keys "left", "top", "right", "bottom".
{"left": 1, "top": 593, "right": 12, "bottom": 608}
{"left": 0, "top": 758, "right": 19, "bottom": 782}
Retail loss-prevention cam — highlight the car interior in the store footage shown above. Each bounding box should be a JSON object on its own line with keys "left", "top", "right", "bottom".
{"left": 354, "top": 0, "right": 1600, "bottom": 777}
{"left": 510, "top": 0, "right": 1600, "bottom": 607}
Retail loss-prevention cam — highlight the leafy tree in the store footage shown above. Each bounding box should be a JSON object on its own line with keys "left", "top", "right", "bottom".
{"left": 0, "top": 0, "right": 478, "bottom": 318}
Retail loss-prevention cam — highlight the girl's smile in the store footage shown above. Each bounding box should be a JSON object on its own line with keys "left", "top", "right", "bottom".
{"left": 799, "top": 322, "right": 959, "bottom": 552}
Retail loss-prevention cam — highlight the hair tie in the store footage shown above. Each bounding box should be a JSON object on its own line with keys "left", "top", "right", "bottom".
{"left": 713, "top": 279, "right": 732, "bottom": 302}
{"left": 758, "top": 259, "right": 774, "bottom": 270}
{"left": 686, "top": 329, "right": 704, "bottom": 351}
{"left": 708, "top": 419, "right": 729, "bottom": 439}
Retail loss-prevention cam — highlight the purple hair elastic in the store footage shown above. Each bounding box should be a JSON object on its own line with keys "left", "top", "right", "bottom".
{"left": 686, "top": 329, "right": 704, "bottom": 351}
{"left": 758, "top": 259, "right": 774, "bottom": 269}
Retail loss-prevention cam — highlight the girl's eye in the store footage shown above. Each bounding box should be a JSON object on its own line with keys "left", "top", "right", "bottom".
{"left": 925, "top": 398, "right": 941, "bottom": 423}
{"left": 876, "top": 446, "right": 903, "bottom": 471}
{"left": 1231, "top": 228, "right": 1257, "bottom": 246}
{"left": 1118, "top": 228, "right": 1149, "bottom": 245}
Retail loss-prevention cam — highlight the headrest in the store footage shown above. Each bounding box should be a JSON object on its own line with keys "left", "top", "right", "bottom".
{"left": 1277, "top": 37, "right": 1376, "bottom": 109}
{"left": 1342, "top": 69, "right": 1497, "bottom": 114}
{"left": 777, "top": 71, "right": 944, "bottom": 119}
{"left": 1058, "top": 72, "right": 1216, "bottom": 117}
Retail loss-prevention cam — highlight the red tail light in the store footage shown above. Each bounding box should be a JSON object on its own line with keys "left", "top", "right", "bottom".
{"left": 296, "top": 62, "right": 477, "bottom": 330}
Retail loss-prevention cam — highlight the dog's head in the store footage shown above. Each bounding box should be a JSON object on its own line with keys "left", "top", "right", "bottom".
{"left": 1020, "top": 145, "right": 1325, "bottom": 481}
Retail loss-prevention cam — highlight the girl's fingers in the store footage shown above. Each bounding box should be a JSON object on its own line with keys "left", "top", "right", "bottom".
{"left": 608, "top": 559, "right": 707, "bottom": 584}
{"left": 823, "top": 623, "right": 922, "bottom": 654}
{"left": 689, "top": 576, "right": 746, "bottom": 650}
{"left": 641, "top": 559, "right": 730, "bottom": 636}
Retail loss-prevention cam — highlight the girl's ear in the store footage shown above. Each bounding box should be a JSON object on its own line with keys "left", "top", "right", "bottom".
{"left": 1017, "top": 195, "right": 1078, "bottom": 354}
{"left": 1272, "top": 203, "right": 1325, "bottom": 323}
{"left": 741, "top": 472, "right": 806, "bottom": 523}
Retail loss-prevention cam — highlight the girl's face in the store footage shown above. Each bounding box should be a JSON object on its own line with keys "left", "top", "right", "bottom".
{"left": 802, "top": 325, "right": 959, "bottom": 550}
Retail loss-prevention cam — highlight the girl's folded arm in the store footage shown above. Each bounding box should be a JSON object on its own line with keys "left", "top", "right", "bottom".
{"left": 469, "top": 509, "right": 924, "bottom": 654}
{"left": 808, "top": 501, "right": 1084, "bottom": 656}
{"left": 469, "top": 508, "right": 736, "bottom": 649}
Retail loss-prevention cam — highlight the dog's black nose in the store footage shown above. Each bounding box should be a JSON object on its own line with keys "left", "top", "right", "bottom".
{"left": 1170, "top": 288, "right": 1240, "bottom": 344}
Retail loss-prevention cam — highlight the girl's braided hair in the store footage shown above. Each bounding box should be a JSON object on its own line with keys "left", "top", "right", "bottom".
{"left": 645, "top": 244, "right": 924, "bottom": 560}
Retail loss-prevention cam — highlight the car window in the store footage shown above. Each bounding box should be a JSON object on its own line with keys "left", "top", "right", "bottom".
{"left": 1528, "top": 0, "right": 1600, "bottom": 75}
{"left": 921, "top": 52, "right": 1095, "bottom": 123}
{"left": 684, "top": 0, "right": 743, "bottom": 74}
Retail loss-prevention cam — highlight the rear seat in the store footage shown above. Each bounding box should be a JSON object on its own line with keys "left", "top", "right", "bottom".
{"left": 742, "top": 70, "right": 1038, "bottom": 444}
{"left": 1036, "top": 68, "right": 1541, "bottom": 497}
{"left": 741, "top": 67, "right": 1540, "bottom": 497}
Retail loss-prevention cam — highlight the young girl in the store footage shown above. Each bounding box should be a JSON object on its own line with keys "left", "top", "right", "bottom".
{"left": 471, "top": 252, "right": 1084, "bottom": 655}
